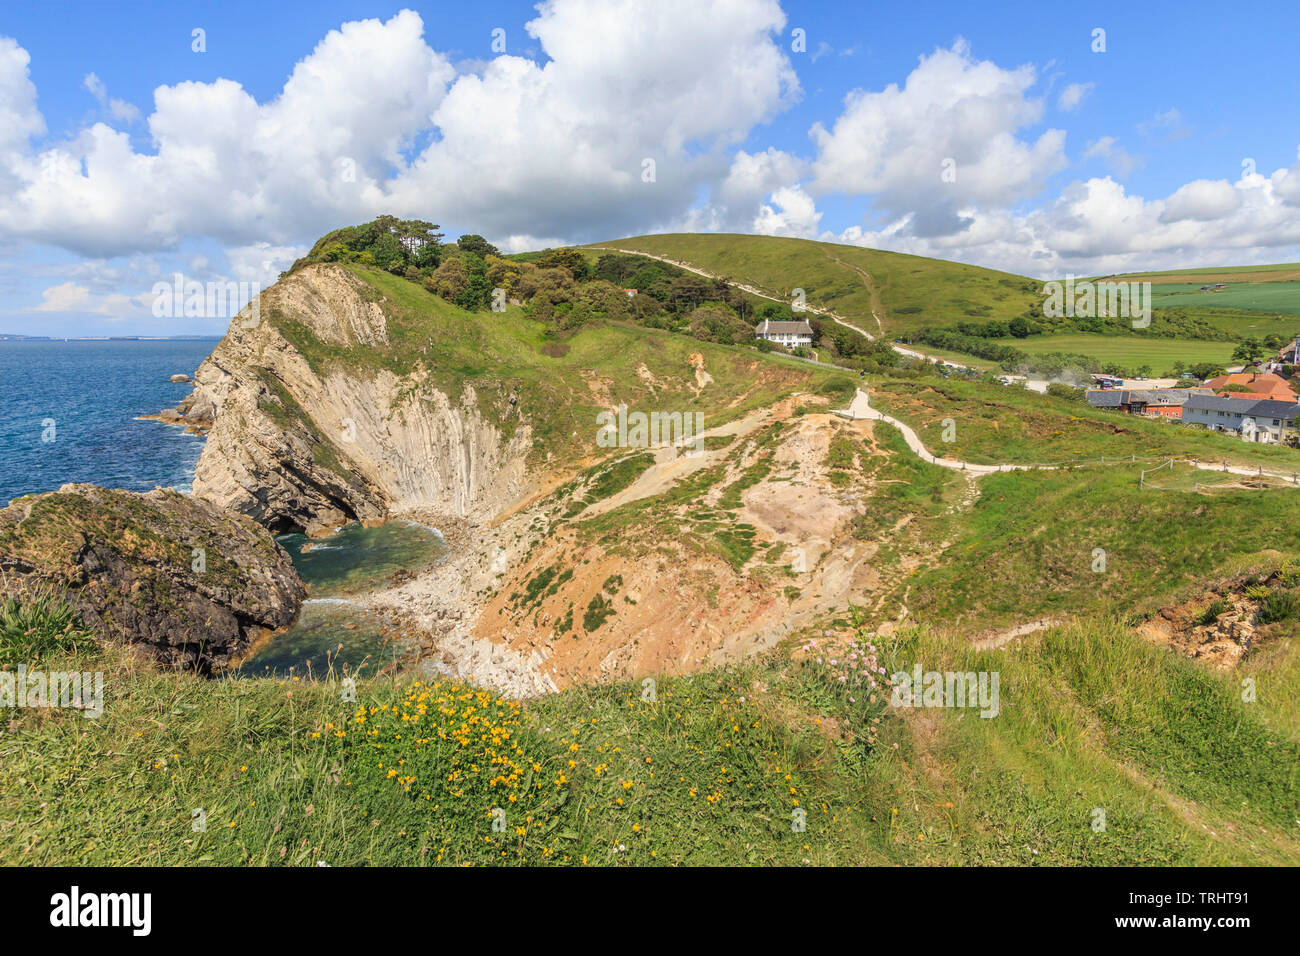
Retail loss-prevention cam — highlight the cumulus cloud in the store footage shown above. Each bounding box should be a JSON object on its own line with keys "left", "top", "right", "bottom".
{"left": 1, "top": 4, "right": 1298, "bottom": 317}
{"left": 33, "top": 280, "right": 147, "bottom": 317}
{"left": 753, "top": 185, "right": 821, "bottom": 237}
{"left": 807, "top": 40, "right": 1065, "bottom": 228}
{"left": 1160, "top": 179, "right": 1243, "bottom": 223}
{"left": 0, "top": 3, "right": 799, "bottom": 261}
{"left": 826, "top": 169, "right": 1300, "bottom": 278}
{"left": 0, "top": 10, "right": 456, "bottom": 256}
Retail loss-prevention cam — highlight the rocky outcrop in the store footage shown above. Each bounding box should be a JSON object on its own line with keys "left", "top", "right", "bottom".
{"left": 187, "top": 264, "right": 531, "bottom": 535}
{"left": 147, "top": 388, "right": 215, "bottom": 434}
{"left": 0, "top": 484, "right": 304, "bottom": 672}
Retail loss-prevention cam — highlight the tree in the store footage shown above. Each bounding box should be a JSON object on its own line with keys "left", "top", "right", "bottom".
{"left": 537, "top": 247, "right": 589, "bottom": 280}
{"left": 1008, "top": 315, "right": 1031, "bottom": 338}
{"left": 1233, "top": 338, "right": 1267, "bottom": 364}
{"left": 427, "top": 257, "right": 469, "bottom": 300}
{"left": 457, "top": 234, "right": 500, "bottom": 258}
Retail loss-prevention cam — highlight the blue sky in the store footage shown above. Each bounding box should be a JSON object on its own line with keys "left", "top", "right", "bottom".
{"left": 1, "top": 0, "right": 1298, "bottom": 335}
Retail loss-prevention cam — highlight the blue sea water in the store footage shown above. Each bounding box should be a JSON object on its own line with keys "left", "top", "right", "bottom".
{"left": 0, "top": 339, "right": 218, "bottom": 506}
{"left": 0, "top": 339, "right": 448, "bottom": 678}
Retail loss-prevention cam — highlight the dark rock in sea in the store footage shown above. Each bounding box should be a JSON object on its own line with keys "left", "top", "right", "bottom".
{"left": 0, "top": 484, "right": 305, "bottom": 673}
{"left": 147, "top": 389, "right": 214, "bottom": 435}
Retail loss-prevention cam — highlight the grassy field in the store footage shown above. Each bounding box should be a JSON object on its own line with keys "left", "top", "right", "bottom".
{"left": 867, "top": 370, "right": 1300, "bottom": 471}
{"left": 1095, "top": 262, "right": 1300, "bottom": 326}
{"left": 4, "top": 600, "right": 1297, "bottom": 865}
{"left": 587, "top": 233, "right": 1043, "bottom": 337}
{"left": 903, "top": 463, "right": 1300, "bottom": 627}
{"left": 588, "top": 233, "right": 1300, "bottom": 369}
{"left": 1149, "top": 281, "right": 1300, "bottom": 314}
{"left": 1013, "top": 333, "right": 1236, "bottom": 369}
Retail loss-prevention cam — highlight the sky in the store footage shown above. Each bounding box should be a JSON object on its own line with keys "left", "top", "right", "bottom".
{"left": 1, "top": 0, "right": 1298, "bottom": 335}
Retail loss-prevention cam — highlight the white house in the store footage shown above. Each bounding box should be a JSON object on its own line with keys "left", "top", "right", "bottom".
{"left": 754, "top": 319, "right": 814, "bottom": 349}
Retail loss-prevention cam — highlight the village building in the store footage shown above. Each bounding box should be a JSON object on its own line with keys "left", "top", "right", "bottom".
{"left": 754, "top": 319, "right": 814, "bottom": 349}
{"left": 1241, "top": 399, "right": 1300, "bottom": 444}
{"left": 1085, "top": 388, "right": 1196, "bottom": 418}
{"left": 1181, "top": 394, "right": 1300, "bottom": 443}
{"left": 1205, "top": 370, "right": 1298, "bottom": 403}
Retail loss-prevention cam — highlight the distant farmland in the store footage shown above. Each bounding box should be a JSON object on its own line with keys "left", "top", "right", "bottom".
{"left": 1094, "top": 263, "right": 1300, "bottom": 314}
{"left": 1148, "top": 280, "right": 1300, "bottom": 314}
{"left": 1013, "top": 334, "right": 1236, "bottom": 368}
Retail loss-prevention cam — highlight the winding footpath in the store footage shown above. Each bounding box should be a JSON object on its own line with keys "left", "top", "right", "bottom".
{"left": 592, "top": 247, "right": 1300, "bottom": 488}
{"left": 840, "top": 388, "right": 1300, "bottom": 486}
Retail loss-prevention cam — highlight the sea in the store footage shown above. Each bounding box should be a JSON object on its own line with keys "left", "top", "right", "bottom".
{"left": 0, "top": 339, "right": 215, "bottom": 506}
{"left": 0, "top": 339, "right": 446, "bottom": 677}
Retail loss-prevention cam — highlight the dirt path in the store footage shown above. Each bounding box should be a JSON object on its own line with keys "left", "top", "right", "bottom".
{"left": 840, "top": 388, "right": 1300, "bottom": 485}
{"left": 589, "top": 245, "right": 970, "bottom": 370}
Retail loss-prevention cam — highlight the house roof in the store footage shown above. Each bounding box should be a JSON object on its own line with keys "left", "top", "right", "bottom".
{"left": 1086, "top": 389, "right": 1127, "bottom": 407}
{"left": 1184, "top": 394, "right": 1258, "bottom": 414}
{"left": 1207, "top": 371, "right": 1298, "bottom": 402}
{"left": 755, "top": 320, "right": 814, "bottom": 335}
{"left": 1245, "top": 400, "right": 1300, "bottom": 421}
{"left": 1125, "top": 389, "right": 1193, "bottom": 406}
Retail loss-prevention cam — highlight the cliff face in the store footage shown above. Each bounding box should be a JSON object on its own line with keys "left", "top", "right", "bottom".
{"left": 0, "top": 484, "right": 304, "bottom": 672}
{"left": 189, "top": 265, "right": 531, "bottom": 535}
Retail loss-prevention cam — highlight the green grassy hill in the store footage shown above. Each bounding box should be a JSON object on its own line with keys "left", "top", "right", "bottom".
{"left": 588, "top": 234, "right": 1300, "bottom": 374}
{"left": 586, "top": 233, "right": 1043, "bottom": 338}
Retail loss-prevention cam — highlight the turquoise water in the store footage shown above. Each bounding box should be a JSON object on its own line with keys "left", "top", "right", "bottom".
{"left": 236, "top": 521, "right": 448, "bottom": 678}
{"left": 0, "top": 339, "right": 217, "bottom": 505}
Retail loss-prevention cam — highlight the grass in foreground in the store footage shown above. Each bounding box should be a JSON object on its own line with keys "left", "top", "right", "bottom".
{"left": 3, "top": 599, "right": 1297, "bottom": 866}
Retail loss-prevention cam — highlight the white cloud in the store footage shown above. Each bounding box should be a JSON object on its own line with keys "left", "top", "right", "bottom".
{"left": 1138, "top": 107, "right": 1192, "bottom": 141}
{"left": 826, "top": 169, "right": 1300, "bottom": 278}
{"left": 807, "top": 40, "right": 1067, "bottom": 238}
{"left": 0, "top": 3, "right": 799, "bottom": 260}
{"left": 753, "top": 185, "right": 821, "bottom": 237}
{"left": 83, "top": 73, "right": 142, "bottom": 124}
{"left": 1159, "top": 178, "right": 1242, "bottom": 223}
{"left": 0, "top": 8, "right": 1297, "bottom": 298}
{"left": 1057, "top": 82, "right": 1093, "bottom": 112}
{"left": 33, "top": 280, "right": 148, "bottom": 317}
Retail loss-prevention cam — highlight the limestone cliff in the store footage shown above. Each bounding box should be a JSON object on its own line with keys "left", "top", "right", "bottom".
{"left": 0, "top": 484, "right": 304, "bottom": 672}
{"left": 189, "top": 264, "right": 532, "bottom": 535}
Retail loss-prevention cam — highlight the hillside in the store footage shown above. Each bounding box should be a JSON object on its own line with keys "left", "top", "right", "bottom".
{"left": 588, "top": 234, "right": 1300, "bottom": 376}
{"left": 6, "top": 222, "right": 1300, "bottom": 867}
{"left": 585, "top": 233, "right": 1043, "bottom": 338}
